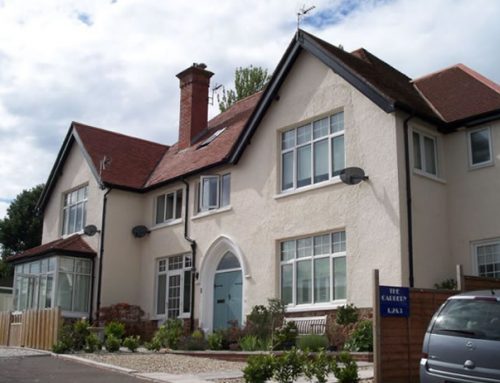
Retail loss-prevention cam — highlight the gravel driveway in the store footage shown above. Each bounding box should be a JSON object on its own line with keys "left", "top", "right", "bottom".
{"left": 80, "top": 352, "right": 246, "bottom": 374}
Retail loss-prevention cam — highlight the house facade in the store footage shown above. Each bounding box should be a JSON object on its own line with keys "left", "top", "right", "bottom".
{"left": 8, "top": 31, "right": 500, "bottom": 332}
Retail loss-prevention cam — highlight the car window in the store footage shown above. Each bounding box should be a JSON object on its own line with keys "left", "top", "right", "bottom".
{"left": 432, "top": 298, "right": 500, "bottom": 340}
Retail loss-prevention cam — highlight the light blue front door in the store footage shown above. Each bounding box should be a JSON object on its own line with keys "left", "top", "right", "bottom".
{"left": 213, "top": 270, "right": 242, "bottom": 330}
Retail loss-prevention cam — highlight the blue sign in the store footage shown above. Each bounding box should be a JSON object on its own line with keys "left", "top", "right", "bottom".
{"left": 380, "top": 285, "right": 410, "bottom": 317}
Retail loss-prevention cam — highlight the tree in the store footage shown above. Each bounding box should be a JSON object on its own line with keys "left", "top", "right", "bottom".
{"left": 218, "top": 65, "right": 270, "bottom": 112}
{"left": 0, "top": 184, "right": 44, "bottom": 278}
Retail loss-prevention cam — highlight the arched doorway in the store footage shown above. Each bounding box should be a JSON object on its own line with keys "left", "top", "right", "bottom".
{"left": 199, "top": 236, "right": 248, "bottom": 332}
{"left": 213, "top": 252, "right": 242, "bottom": 330}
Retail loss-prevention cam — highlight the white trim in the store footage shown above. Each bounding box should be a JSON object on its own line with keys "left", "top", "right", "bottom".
{"left": 192, "top": 205, "right": 232, "bottom": 220}
{"left": 411, "top": 129, "right": 438, "bottom": 177}
{"left": 471, "top": 237, "right": 500, "bottom": 278}
{"left": 467, "top": 126, "right": 494, "bottom": 169}
{"left": 274, "top": 177, "right": 342, "bottom": 200}
{"left": 199, "top": 236, "right": 248, "bottom": 332}
{"left": 153, "top": 188, "right": 184, "bottom": 226}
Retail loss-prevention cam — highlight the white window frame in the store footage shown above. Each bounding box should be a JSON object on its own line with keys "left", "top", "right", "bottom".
{"left": 12, "top": 256, "right": 92, "bottom": 317}
{"left": 62, "top": 185, "right": 88, "bottom": 236}
{"left": 154, "top": 188, "right": 183, "bottom": 226}
{"left": 279, "top": 231, "right": 347, "bottom": 310}
{"left": 280, "top": 112, "right": 345, "bottom": 193}
{"left": 412, "top": 129, "right": 438, "bottom": 177}
{"left": 467, "top": 127, "right": 493, "bottom": 169}
{"left": 197, "top": 174, "right": 231, "bottom": 212}
{"left": 155, "top": 254, "right": 193, "bottom": 319}
{"left": 472, "top": 238, "right": 500, "bottom": 279}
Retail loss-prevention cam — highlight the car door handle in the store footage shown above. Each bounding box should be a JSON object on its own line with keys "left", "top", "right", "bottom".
{"left": 217, "top": 299, "right": 225, "bottom": 304}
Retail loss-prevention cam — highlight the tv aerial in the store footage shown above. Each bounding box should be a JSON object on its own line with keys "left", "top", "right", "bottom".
{"left": 340, "top": 167, "right": 369, "bottom": 185}
{"left": 297, "top": 4, "right": 316, "bottom": 29}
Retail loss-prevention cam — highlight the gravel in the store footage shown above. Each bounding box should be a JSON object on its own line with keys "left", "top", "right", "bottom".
{"left": 80, "top": 352, "right": 246, "bottom": 374}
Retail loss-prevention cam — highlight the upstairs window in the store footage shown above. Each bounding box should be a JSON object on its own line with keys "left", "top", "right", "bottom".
{"left": 281, "top": 112, "right": 345, "bottom": 192}
{"left": 198, "top": 174, "right": 230, "bottom": 212}
{"left": 62, "top": 185, "right": 88, "bottom": 235}
{"left": 468, "top": 127, "right": 493, "bottom": 168}
{"left": 413, "top": 130, "right": 437, "bottom": 176}
{"left": 155, "top": 189, "right": 183, "bottom": 225}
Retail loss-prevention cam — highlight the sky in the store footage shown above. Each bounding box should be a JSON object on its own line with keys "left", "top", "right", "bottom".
{"left": 1, "top": 0, "right": 500, "bottom": 219}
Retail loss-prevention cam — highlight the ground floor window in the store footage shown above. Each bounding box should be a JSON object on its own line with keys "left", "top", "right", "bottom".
{"left": 280, "top": 231, "right": 346, "bottom": 306}
{"left": 474, "top": 240, "right": 500, "bottom": 278}
{"left": 156, "top": 254, "right": 192, "bottom": 318}
{"left": 13, "top": 256, "right": 92, "bottom": 313}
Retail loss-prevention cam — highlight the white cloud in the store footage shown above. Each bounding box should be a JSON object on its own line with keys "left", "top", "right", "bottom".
{"left": 0, "top": 0, "right": 499, "bottom": 219}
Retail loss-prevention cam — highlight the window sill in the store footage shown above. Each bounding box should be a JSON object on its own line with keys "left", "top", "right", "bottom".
{"left": 192, "top": 205, "right": 232, "bottom": 221}
{"left": 62, "top": 310, "right": 91, "bottom": 318}
{"left": 61, "top": 230, "right": 85, "bottom": 239}
{"left": 274, "top": 177, "right": 343, "bottom": 200}
{"left": 153, "top": 313, "right": 191, "bottom": 321}
{"left": 150, "top": 219, "right": 183, "bottom": 232}
{"left": 412, "top": 169, "right": 446, "bottom": 184}
{"left": 285, "top": 300, "right": 347, "bottom": 313}
{"left": 469, "top": 161, "right": 494, "bottom": 171}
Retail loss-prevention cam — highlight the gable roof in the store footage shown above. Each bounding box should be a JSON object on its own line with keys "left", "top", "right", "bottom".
{"left": 38, "top": 29, "right": 500, "bottom": 207}
{"left": 413, "top": 64, "right": 500, "bottom": 124}
{"left": 7, "top": 234, "right": 96, "bottom": 263}
{"left": 74, "top": 123, "right": 168, "bottom": 189}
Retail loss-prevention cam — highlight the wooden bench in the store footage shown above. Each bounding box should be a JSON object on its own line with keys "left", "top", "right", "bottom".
{"left": 284, "top": 315, "right": 327, "bottom": 335}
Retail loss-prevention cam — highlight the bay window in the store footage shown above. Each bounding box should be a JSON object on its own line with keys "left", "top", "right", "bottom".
{"left": 281, "top": 112, "right": 345, "bottom": 192}
{"left": 155, "top": 189, "right": 183, "bottom": 225}
{"left": 62, "top": 185, "right": 88, "bottom": 235}
{"left": 280, "top": 231, "right": 346, "bottom": 307}
{"left": 13, "top": 256, "right": 92, "bottom": 314}
{"left": 156, "top": 254, "right": 192, "bottom": 318}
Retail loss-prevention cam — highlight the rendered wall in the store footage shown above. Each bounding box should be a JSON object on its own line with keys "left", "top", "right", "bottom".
{"left": 138, "top": 51, "right": 406, "bottom": 329}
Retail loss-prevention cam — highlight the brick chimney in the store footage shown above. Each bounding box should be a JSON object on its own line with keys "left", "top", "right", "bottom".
{"left": 176, "top": 63, "right": 214, "bottom": 149}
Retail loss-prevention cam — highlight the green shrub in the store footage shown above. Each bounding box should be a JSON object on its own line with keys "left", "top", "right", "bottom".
{"left": 144, "top": 338, "right": 162, "bottom": 352}
{"left": 85, "top": 333, "right": 102, "bottom": 353}
{"left": 331, "top": 351, "right": 358, "bottom": 383}
{"left": 335, "top": 304, "right": 359, "bottom": 326}
{"left": 105, "top": 334, "right": 121, "bottom": 352}
{"left": 272, "top": 321, "right": 298, "bottom": 350}
{"left": 179, "top": 329, "right": 207, "bottom": 351}
{"left": 72, "top": 320, "right": 91, "bottom": 351}
{"left": 297, "top": 334, "right": 329, "bottom": 352}
{"left": 123, "top": 335, "right": 141, "bottom": 352}
{"left": 104, "top": 321, "right": 125, "bottom": 341}
{"left": 303, "top": 349, "right": 332, "bottom": 383}
{"left": 153, "top": 319, "right": 183, "bottom": 349}
{"left": 273, "top": 348, "right": 304, "bottom": 383}
{"left": 344, "top": 320, "right": 373, "bottom": 352}
{"left": 191, "top": 329, "right": 204, "bottom": 341}
{"left": 52, "top": 340, "right": 70, "bottom": 354}
{"left": 245, "top": 299, "right": 285, "bottom": 341}
{"left": 207, "top": 331, "right": 224, "bottom": 350}
{"left": 239, "top": 335, "right": 260, "bottom": 351}
{"left": 434, "top": 278, "right": 457, "bottom": 290}
{"left": 243, "top": 354, "right": 275, "bottom": 383}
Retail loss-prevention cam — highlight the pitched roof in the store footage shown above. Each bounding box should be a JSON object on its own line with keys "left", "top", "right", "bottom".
{"left": 146, "top": 91, "right": 261, "bottom": 187}
{"left": 74, "top": 123, "right": 169, "bottom": 190}
{"left": 302, "top": 32, "right": 441, "bottom": 121}
{"left": 7, "top": 235, "right": 96, "bottom": 263}
{"left": 38, "top": 30, "right": 500, "bottom": 203}
{"left": 413, "top": 64, "right": 500, "bottom": 123}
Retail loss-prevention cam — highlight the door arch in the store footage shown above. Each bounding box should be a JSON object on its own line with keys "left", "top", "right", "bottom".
{"left": 199, "top": 236, "right": 248, "bottom": 332}
{"left": 213, "top": 252, "right": 242, "bottom": 330}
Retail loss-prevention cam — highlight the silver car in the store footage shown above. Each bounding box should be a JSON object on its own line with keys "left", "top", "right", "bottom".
{"left": 420, "top": 290, "right": 500, "bottom": 383}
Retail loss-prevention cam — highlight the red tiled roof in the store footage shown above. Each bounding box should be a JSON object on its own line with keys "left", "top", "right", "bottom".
{"left": 74, "top": 123, "right": 169, "bottom": 190}
{"left": 7, "top": 235, "right": 96, "bottom": 262}
{"left": 413, "top": 64, "right": 500, "bottom": 123}
{"left": 304, "top": 32, "right": 441, "bottom": 121}
{"left": 145, "top": 91, "right": 262, "bottom": 187}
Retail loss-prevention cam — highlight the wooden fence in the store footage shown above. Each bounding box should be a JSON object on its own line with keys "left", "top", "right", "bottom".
{"left": 0, "top": 307, "right": 61, "bottom": 350}
{"left": 373, "top": 267, "right": 500, "bottom": 383}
